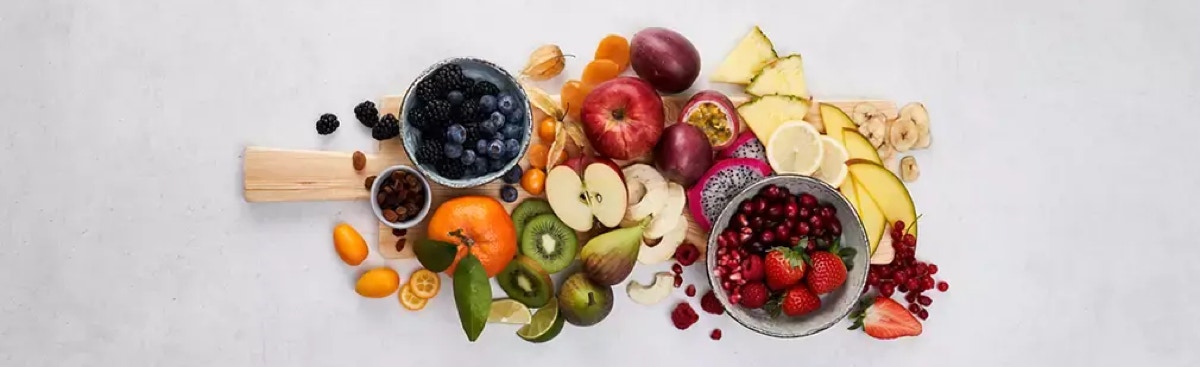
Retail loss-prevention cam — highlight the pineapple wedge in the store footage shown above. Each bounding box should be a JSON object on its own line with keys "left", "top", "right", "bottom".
{"left": 736, "top": 95, "right": 811, "bottom": 142}
{"left": 746, "top": 54, "right": 809, "bottom": 99}
{"left": 710, "top": 26, "right": 777, "bottom": 84}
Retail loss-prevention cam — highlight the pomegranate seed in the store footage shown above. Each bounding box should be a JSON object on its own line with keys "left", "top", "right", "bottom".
{"left": 908, "top": 303, "right": 921, "bottom": 313}
{"left": 928, "top": 264, "right": 939, "bottom": 275}
{"left": 686, "top": 285, "right": 697, "bottom": 297}
{"left": 729, "top": 293, "right": 741, "bottom": 304}
{"left": 918, "top": 295, "right": 932, "bottom": 306}
{"left": 905, "top": 292, "right": 917, "bottom": 303}
{"left": 713, "top": 267, "right": 724, "bottom": 278}
{"left": 672, "top": 263, "right": 684, "bottom": 274}
{"left": 820, "top": 206, "right": 835, "bottom": 219}
{"left": 806, "top": 240, "right": 817, "bottom": 252}
{"left": 722, "top": 281, "right": 731, "bottom": 290}
{"left": 918, "top": 309, "right": 929, "bottom": 320}
{"left": 760, "top": 231, "right": 776, "bottom": 244}
{"left": 674, "top": 274, "right": 683, "bottom": 288}
{"left": 893, "top": 221, "right": 906, "bottom": 232}
{"left": 937, "top": 281, "right": 949, "bottom": 292}
{"left": 729, "top": 273, "right": 742, "bottom": 281}
{"left": 829, "top": 221, "right": 842, "bottom": 236}
{"left": 710, "top": 329, "right": 723, "bottom": 340}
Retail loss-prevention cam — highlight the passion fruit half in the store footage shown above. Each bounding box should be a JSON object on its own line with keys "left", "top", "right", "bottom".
{"left": 679, "top": 90, "right": 741, "bottom": 150}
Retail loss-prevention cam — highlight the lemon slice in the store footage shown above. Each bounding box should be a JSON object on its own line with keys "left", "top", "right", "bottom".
{"left": 813, "top": 135, "right": 850, "bottom": 187}
{"left": 488, "top": 299, "right": 532, "bottom": 325}
{"left": 408, "top": 269, "right": 441, "bottom": 299}
{"left": 766, "top": 120, "right": 824, "bottom": 175}
{"left": 517, "top": 299, "right": 564, "bottom": 343}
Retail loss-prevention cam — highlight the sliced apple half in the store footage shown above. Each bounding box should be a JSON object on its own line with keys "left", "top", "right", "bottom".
{"left": 819, "top": 104, "right": 856, "bottom": 144}
{"left": 842, "top": 128, "right": 883, "bottom": 165}
{"left": 644, "top": 183, "right": 686, "bottom": 239}
{"left": 546, "top": 163, "right": 629, "bottom": 232}
{"left": 847, "top": 159, "right": 918, "bottom": 238}
{"left": 637, "top": 217, "right": 688, "bottom": 265}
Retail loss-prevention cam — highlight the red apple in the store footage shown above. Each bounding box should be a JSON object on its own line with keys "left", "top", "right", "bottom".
{"left": 581, "top": 77, "right": 666, "bottom": 160}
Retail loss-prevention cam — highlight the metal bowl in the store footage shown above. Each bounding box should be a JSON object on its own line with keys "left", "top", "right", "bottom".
{"left": 705, "top": 175, "right": 869, "bottom": 338}
{"left": 399, "top": 57, "right": 533, "bottom": 189}
{"left": 369, "top": 165, "right": 433, "bottom": 230}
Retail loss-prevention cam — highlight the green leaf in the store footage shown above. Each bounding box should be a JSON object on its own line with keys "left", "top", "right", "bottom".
{"left": 828, "top": 238, "right": 841, "bottom": 254}
{"left": 797, "top": 250, "right": 812, "bottom": 267}
{"left": 763, "top": 293, "right": 784, "bottom": 318}
{"left": 794, "top": 237, "right": 809, "bottom": 250}
{"left": 414, "top": 239, "right": 459, "bottom": 272}
{"left": 453, "top": 254, "right": 491, "bottom": 342}
{"left": 839, "top": 247, "right": 858, "bottom": 271}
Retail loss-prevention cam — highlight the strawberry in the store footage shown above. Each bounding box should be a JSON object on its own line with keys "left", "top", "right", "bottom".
{"left": 781, "top": 285, "right": 821, "bottom": 316}
{"left": 765, "top": 247, "right": 805, "bottom": 290}
{"left": 806, "top": 251, "right": 847, "bottom": 294}
{"left": 848, "top": 296, "right": 922, "bottom": 339}
{"left": 739, "top": 282, "right": 770, "bottom": 309}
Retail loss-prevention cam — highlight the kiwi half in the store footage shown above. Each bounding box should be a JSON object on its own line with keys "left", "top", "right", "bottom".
{"left": 497, "top": 256, "right": 553, "bottom": 308}
{"left": 511, "top": 199, "right": 554, "bottom": 241}
{"left": 520, "top": 213, "right": 578, "bottom": 274}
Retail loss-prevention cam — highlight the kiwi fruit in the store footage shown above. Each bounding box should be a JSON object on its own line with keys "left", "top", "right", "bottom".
{"left": 520, "top": 213, "right": 578, "bottom": 274}
{"left": 511, "top": 199, "right": 554, "bottom": 240}
{"left": 497, "top": 256, "right": 553, "bottom": 308}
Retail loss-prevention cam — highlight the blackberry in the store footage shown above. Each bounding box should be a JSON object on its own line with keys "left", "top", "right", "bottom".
{"left": 435, "top": 159, "right": 465, "bottom": 179}
{"left": 407, "top": 104, "right": 432, "bottom": 130}
{"left": 470, "top": 81, "right": 500, "bottom": 98}
{"left": 457, "top": 98, "right": 484, "bottom": 122}
{"left": 415, "top": 138, "right": 442, "bottom": 164}
{"left": 372, "top": 114, "right": 400, "bottom": 140}
{"left": 426, "top": 100, "right": 452, "bottom": 122}
{"left": 462, "top": 122, "right": 485, "bottom": 144}
{"left": 414, "top": 79, "right": 441, "bottom": 102}
{"left": 315, "top": 113, "right": 339, "bottom": 135}
{"left": 354, "top": 101, "right": 379, "bottom": 128}
{"left": 424, "top": 64, "right": 465, "bottom": 98}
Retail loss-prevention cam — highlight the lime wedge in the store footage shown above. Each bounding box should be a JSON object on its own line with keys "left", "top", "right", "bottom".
{"left": 488, "top": 299, "right": 532, "bottom": 325}
{"left": 517, "top": 299, "right": 564, "bottom": 343}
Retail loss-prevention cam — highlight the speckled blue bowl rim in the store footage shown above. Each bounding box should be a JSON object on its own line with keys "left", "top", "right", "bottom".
{"left": 397, "top": 57, "right": 533, "bottom": 189}
{"left": 369, "top": 165, "right": 433, "bottom": 230}
{"left": 705, "top": 175, "right": 870, "bottom": 338}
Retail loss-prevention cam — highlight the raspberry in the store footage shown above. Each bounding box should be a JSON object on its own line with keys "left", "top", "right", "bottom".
{"left": 674, "top": 243, "right": 700, "bottom": 266}
{"left": 670, "top": 302, "right": 699, "bottom": 330}
{"left": 738, "top": 282, "right": 769, "bottom": 309}
{"left": 700, "top": 291, "right": 725, "bottom": 315}
{"left": 685, "top": 284, "right": 696, "bottom": 297}
{"left": 710, "top": 329, "right": 722, "bottom": 340}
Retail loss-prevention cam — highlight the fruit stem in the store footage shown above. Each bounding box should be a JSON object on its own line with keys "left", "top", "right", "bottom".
{"left": 610, "top": 108, "right": 625, "bottom": 121}
{"left": 448, "top": 229, "right": 475, "bottom": 247}
{"left": 587, "top": 292, "right": 596, "bottom": 307}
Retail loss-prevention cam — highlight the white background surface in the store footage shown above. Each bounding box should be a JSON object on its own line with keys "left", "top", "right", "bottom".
{"left": 3, "top": 0, "right": 1199, "bottom": 366}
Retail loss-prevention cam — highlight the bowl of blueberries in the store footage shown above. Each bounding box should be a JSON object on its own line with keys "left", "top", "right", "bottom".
{"left": 400, "top": 57, "right": 533, "bottom": 189}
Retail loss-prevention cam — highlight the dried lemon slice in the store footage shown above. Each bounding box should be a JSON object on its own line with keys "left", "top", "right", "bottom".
{"left": 398, "top": 283, "right": 428, "bottom": 311}
{"left": 409, "top": 268, "right": 440, "bottom": 299}
{"left": 766, "top": 121, "right": 824, "bottom": 175}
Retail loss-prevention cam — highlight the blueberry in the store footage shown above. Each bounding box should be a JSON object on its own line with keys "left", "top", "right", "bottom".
{"left": 447, "top": 90, "right": 464, "bottom": 106}
{"left": 501, "top": 123, "right": 523, "bottom": 139}
{"left": 482, "top": 112, "right": 504, "bottom": 134}
{"left": 489, "top": 158, "right": 507, "bottom": 172}
{"left": 443, "top": 142, "right": 463, "bottom": 159}
{"left": 506, "top": 103, "right": 525, "bottom": 123}
{"left": 460, "top": 149, "right": 476, "bottom": 166}
{"left": 493, "top": 132, "right": 505, "bottom": 141}
{"left": 499, "top": 185, "right": 518, "bottom": 203}
{"left": 445, "top": 124, "right": 466, "bottom": 144}
{"left": 472, "top": 158, "right": 487, "bottom": 173}
{"left": 478, "top": 95, "right": 497, "bottom": 114}
{"left": 502, "top": 166, "right": 523, "bottom": 184}
{"left": 504, "top": 139, "right": 520, "bottom": 159}
{"left": 474, "top": 139, "right": 489, "bottom": 155}
{"left": 487, "top": 139, "right": 505, "bottom": 160}
{"left": 497, "top": 93, "right": 518, "bottom": 115}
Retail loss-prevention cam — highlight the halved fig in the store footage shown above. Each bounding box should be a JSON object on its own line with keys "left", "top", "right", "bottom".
{"left": 679, "top": 90, "right": 741, "bottom": 150}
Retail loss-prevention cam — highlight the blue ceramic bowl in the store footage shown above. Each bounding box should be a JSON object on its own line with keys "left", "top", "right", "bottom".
{"left": 399, "top": 57, "right": 533, "bottom": 189}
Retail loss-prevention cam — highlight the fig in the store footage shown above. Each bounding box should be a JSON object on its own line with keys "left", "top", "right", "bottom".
{"left": 654, "top": 123, "right": 714, "bottom": 187}
{"left": 680, "top": 90, "right": 741, "bottom": 150}
{"left": 630, "top": 27, "right": 701, "bottom": 94}
{"left": 580, "top": 220, "right": 646, "bottom": 286}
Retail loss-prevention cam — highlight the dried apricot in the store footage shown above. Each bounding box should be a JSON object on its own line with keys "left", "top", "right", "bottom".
{"left": 527, "top": 143, "right": 550, "bottom": 169}
{"left": 521, "top": 168, "right": 546, "bottom": 196}
{"left": 537, "top": 117, "right": 558, "bottom": 143}
{"left": 582, "top": 59, "right": 621, "bottom": 86}
{"left": 560, "top": 80, "right": 590, "bottom": 122}
{"left": 594, "top": 34, "right": 630, "bottom": 72}
{"left": 333, "top": 223, "right": 368, "bottom": 266}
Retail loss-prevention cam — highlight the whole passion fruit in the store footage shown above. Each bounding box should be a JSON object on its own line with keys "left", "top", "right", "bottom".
{"left": 680, "top": 90, "right": 741, "bottom": 150}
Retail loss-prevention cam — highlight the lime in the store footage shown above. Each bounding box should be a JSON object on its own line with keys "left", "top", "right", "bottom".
{"left": 766, "top": 120, "right": 824, "bottom": 175}
{"left": 488, "top": 299, "right": 533, "bottom": 325}
{"left": 517, "top": 299, "right": 564, "bottom": 343}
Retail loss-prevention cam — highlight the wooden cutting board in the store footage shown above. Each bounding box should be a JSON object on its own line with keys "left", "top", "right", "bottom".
{"left": 243, "top": 94, "right": 897, "bottom": 260}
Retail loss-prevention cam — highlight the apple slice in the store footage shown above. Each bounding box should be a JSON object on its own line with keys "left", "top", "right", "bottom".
{"left": 842, "top": 128, "right": 883, "bottom": 165}
{"left": 819, "top": 104, "right": 856, "bottom": 144}
{"left": 546, "top": 165, "right": 594, "bottom": 232}
{"left": 847, "top": 159, "right": 918, "bottom": 238}
{"left": 584, "top": 163, "right": 628, "bottom": 228}
{"left": 637, "top": 217, "right": 688, "bottom": 265}
{"left": 855, "top": 179, "right": 887, "bottom": 255}
{"left": 644, "top": 183, "right": 686, "bottom": 239}
{"left": 869, "top": 232, "right": 895, "bottom": 265}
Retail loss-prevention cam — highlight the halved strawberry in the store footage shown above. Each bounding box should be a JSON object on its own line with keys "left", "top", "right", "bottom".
{"left": 849, "top": 296, "right": 923, "bottom": 339}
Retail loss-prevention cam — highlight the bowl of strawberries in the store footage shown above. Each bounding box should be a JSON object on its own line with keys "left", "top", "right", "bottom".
{"left": 706, "top": 175, "right": 870, "bottom": 338}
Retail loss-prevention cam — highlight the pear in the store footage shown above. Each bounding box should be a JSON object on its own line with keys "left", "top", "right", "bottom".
{"left": 580, "top": 220, "right": 646, "bottom": 286}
